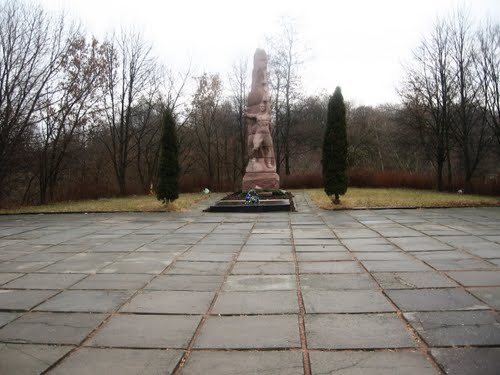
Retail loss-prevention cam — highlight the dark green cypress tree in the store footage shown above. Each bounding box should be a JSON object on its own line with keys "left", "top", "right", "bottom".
{"left": 322, "top": 86, "right": 348, "bottom": 204}
{"left": 157, "top": 108, "right": 179, "bottom": 203}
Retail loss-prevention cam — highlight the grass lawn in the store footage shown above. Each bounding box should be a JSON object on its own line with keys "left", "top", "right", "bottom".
{"left": 0, "top": 193, "right": 211, "bottom": 214}
{"left": 307, "top": 187, "right": 500, "bottom": 210}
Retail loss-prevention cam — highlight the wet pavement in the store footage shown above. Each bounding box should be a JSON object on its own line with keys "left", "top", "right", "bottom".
{"left": 0, "top": 192, "right": 499, "bottom": 374}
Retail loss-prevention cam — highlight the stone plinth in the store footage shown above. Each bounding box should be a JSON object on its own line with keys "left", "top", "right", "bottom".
{"left": 242, "top": 172, "right": 279, "bottom": 191}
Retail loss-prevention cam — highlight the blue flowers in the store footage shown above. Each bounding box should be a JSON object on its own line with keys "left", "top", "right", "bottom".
{"left": 245, "top": 189, "right": 260, "bottom": 205}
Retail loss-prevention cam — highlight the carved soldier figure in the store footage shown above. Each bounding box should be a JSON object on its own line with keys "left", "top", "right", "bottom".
{"left": 245, "top": 101, "right": 275, "bottom": 170}
{"left": 242, "top": 49, "right": 280, "bottom": 190}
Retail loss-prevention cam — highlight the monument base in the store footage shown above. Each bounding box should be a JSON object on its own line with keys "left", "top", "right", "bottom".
{"left": 242, "top": 172, "right": 279, "bottom": 191}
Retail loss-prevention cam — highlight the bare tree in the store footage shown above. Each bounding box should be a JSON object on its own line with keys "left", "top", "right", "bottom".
{"left": 228, "top": 58, "right": 249, "bottom": 176}
{"left": 477, "top": 21, "right": 500, "bottom": 153}
{"left": 449, "top": 10, "right": 492, "bottom": 192}
{"left": 190, "top": 73, "right": 223, "bottom": 189}
{"left": 36, "top": 36, "right": 105, "bottom": 203}
{"left": 400, "top": 17, "right": 455, "bottom": 190}
{"left": 99, "top": 30, "right": 160, "bottom": 195}
{"left": 0, "top": 0, "right": 75, "bottom": 204}
{"left": 267, "top": 17, "right": 306, "bottom": 175}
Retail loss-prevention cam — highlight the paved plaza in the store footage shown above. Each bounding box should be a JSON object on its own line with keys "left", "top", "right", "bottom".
{"left": 0, "top": 193, "right": 499, "bottom": 374}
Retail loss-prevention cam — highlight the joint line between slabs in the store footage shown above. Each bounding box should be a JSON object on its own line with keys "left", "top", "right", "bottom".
{"left": 338, "top": 211, "right": 446, "bottom": 375}
{"left": 172, "top": 218, "right": 258, "bottom": 374}
{"left": 39, "top": 219, "right": 214, "bottom": 375}
{"left": 290, "top": 215, "right": 312, "bottom": 375}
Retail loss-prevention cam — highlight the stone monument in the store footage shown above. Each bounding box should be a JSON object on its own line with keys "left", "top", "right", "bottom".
{"left": 242, "top": 49, "right": 280, "bottom": 191}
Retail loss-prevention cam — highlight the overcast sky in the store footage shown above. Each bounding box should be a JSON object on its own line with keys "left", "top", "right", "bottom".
{"left": 40, "top": 0, "right": 500, "bottom": 106}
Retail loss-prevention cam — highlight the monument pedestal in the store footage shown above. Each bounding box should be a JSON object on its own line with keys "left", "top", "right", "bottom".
{"left": 242, "top": 172, "right": 279, "bottom": 191}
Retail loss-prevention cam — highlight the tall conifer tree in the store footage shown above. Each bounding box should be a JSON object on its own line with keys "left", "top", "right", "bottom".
{"left": 322, "top": 86, "right": 348, "bottom": 204}
{"left": 157, "top": 109, "right": 179, "bottom": 203}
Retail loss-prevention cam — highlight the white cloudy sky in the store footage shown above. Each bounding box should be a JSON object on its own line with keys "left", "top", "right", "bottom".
{"left": 40, "top": 0, "right": 499, "bottom": 106}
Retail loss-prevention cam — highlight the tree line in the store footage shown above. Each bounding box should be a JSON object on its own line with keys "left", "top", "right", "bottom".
{"left": 1, "top": 1, "right": 498, "bottom": 208}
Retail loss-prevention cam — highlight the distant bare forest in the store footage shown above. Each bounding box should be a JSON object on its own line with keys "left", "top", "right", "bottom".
{"left": 1, "top": 0, "right": 499, "bottom": 207}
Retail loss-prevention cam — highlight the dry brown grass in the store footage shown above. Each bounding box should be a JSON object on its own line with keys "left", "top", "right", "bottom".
{"left": 307, "top": 188, "right": 500, "bottom": 210}
{"left": 0, "top": 193, "right": 210, "bottom": 214}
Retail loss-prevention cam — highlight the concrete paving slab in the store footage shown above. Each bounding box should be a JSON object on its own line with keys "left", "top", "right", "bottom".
{"left": 3, "top": 273, "right": 86, "bottom": 290}
{"left": 386, "top": 288, "right": 487, "bottom": 311}
{"left": 164, "top": 261, "right": 230, "bottom": 275}
{"left": 299, "top": 261, "right": 364, "bottom": 274}
{"left": 0, "top": 289, "right": 58, "bottom": 311}
{"left": 194, "top": 315, "right": 300, "bottom": 349}
{"left": 303, "top": 290, "right": 395, "bottom": 313}
{"left": 181, "top": 351, "right": 304, "bottom": 375}
{"left": 405, "top": 311, "right": 500, "bottom": 346}
{"left": 389, "top": 237, "right": 452, "bottom": 251}
{"left": 48, "top": 348, "right": 183, "bottom": 375}
{"left": 294, "top": 245, "right": 347, "bottom": 252}
{"left": 0, "top": 261, "right": 53, "bottom": 273}
{"left": 145, "top": 275, "right": 223, "bottom": 291}
{"left": 0, "top": 273, "right": 23, "bottom": 285}
{"left": 223, "top": 275, "right": 296, "bottom": 291}
{"left": 373, "top": 272, "right": 458, "bottom": 289}
{"left": 0, "top": 312, "right": 20, "bottom": 328}
{"left": 411, "top": 250, "right": 475, "bottom": 261}
{"left": 353, "top": 251, "right": 413, "bottom": 260}
{"left": 231, "top": 261, "right": 295, "bottom": 275}
{"left": 446, "top": 270, "right": 500, "bottom": 286}
{"left": 121, "top": 291, "right": 214, "bottom": 314}
{"left": 425, "top": 259, "right": 496, "bottom": 271}
{"left": 467, "top": 287, "right": 500, "bottom": 309}
{"left": 69, "top": 274, "right": 153, "bottom": 290}
{"left": 0, "top": 312, "right": 106, "bottom": 344}
{"left": 296, "top": 251, "right": 352, "bottom": 261}
{"left": 431, "top": 348, "right": 500, "bottom": 375}
{"left": 238, "top": 251, "right": 293, "bottom": 261}
{"left": 177, "top": 252, "right": 234, "bottom": 262}
{"left": 35, "top": 290, "right": 133, "bottom": 313}
{"left": 98, "top": 260, "right": 171, "bottom": 274}
{"left": 212, "top": 290, "right": 299, "bottom": 314}
{"left": 300, "top": 273, "right": 378, "bottom": 290}
{"left": 306, "top": 313, "right": 416, "bottom": 349}
{"left": 310, "top": 351, "right": 439, "bottom": 375}
{"left": 0, "top": 343, "right": 73, "bottom": 375}
{"left": 362, "top": 260, "right": 433, "bottom": 272}
{"left": 86, "top": 314, "right": 201, "bottom": 348}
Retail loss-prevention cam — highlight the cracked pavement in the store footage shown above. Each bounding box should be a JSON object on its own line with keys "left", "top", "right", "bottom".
{"left": 0, "top": 192, "right": 499, "bottom": 374}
